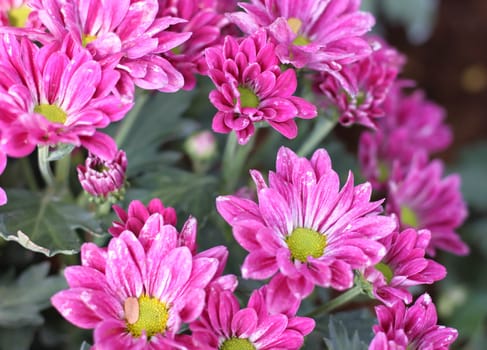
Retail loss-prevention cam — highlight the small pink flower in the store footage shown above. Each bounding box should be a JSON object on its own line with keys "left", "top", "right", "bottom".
{"left": 52, "top": 230, "right": 220, "bottom": 349}
{"left": 190, "top": 287, "right": 315, "bottom": 349}
{"left": 206, "top": 30, "right": 317, "bottom": 144}
{"left": 228, "top": 0, "right": 375, "bottom": 72}
{"left": 370, "top": 293, "right": 458, "bottom": 349}
{"left": 364, "top": 227, "right": 446, "bottom": 306}
{"left": 386, "top": 158, "right": 469, "bottom": 257}
{"left": 217, "top": 146, "right": 395, "bottom": 298}
{"left": 109, "top": 198, "right": 178, "bottom": 238}
{"left": 314, "top": 37, "right": 405, "bottom": 128}
{"left": 77, "top": 150, "right": 127, "bottom": 202}
{"left": 0, "top": 33, "right": 130, "bottom": 160}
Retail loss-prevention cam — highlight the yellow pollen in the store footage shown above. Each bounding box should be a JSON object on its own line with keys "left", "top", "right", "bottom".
{"left": 285, "top": 227, "right": 327, "bottom": 263}
{"left": 34, "top": 104, "right": 67, "bottom": 124}
{"left": 220, "top": 337, "right": 256, "bottom": 350}
{"left": 238, "top": 86, "right": 259, "bottom": 108}
{"left": 287, "top": 18, "right": 303, "bottom": 34}
{"left": 125, "top": 295, "right": 169, "bottom": 338}
{"left": 400, "top": 206, "right": 419, "bottom": 228}
{"left": 82, "top": 33, "right": 97, "bottom": 47}
{"left": 7, "top": 5, "right": 31, "bottom": 28}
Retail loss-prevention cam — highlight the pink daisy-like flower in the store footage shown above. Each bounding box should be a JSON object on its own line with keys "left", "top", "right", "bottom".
{"left": 228, "top": 0, "right": 375, "bottom": 73}
{"left": 364, "top": 228, "right": 446, "bottom": 307}
{"left": 109, "top": 198, "right": 178, "bottom": 238}
{"left": 206, "top": 30, "right": 317, "bottom": 145}
{"left": 217, "top": 146, "right": 395, "bottom": 298}
{"left": 358, "top": 83, "right": 452, "bottom": 189}
{"left": 386, "top": 158, "right": 469, "bottom": 257}
{"left": 77, "top": 150, "right": 128, "bottom": 202}
{"left": 314, "top": 37, "right": 405, "bottom": 129}
{"left": 52, "top": 229, "right": 219, "bottom": 349}
{"left": 369, "top": 293, "right": 458, "bottom": 349}
{"left": 158, "top": 0, "right": 236, "bottom": 90}
{"left": 0, "top": 33, "right": 130, "bottom": 160}
{"left": 190, "top": 287, "right": 315, "bottom": 350}
{"left": 26, "top": 0, "right": 191, "bottom": 101}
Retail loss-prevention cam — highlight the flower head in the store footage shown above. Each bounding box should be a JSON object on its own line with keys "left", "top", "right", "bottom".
{"left": 0, "top": 33, "right": 130, "bottom": 160}
{"left": 77, "top": 150, "right": 128, "bottom": 203}
{"left": 206, "top": 30, "right": 317, "bottom": 144}
{"left": 364, "top": 227, "right": 447, "bottom": 306}
{"left": 370, "top": 293, "right": 458, "bottom": 349}
{"left": 314, "top": 37, "right": 405, "bottom": 128}
{"left": 217, "top": 146, "right": 395, "bottom": 298}
{"left": 52, "top": 229, "right": 220, "bottom": 348}
{"left": 190, "top": 287, "right": 315, "bottom": 349}
{"left": 228, "top": 0, "right": 375, "bottom": 72}
{"left": 386, "top": 158, "right": 469, "bottom": 257}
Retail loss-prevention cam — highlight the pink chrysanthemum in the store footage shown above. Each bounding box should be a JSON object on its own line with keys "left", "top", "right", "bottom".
{"left": 52, "top": 229, "right": 220, "bottom": 349}
{"left": 364, "top": 228, "right": 446, "bottom": 306}
{"left": 228, "top": 0, "right": 375, "bottom": 72}
{"left": 386, "top": 158, "right": 469, "bottom": 257}
{"left": 314, "top": 37, "right": 405, "bottom": 128}
{"left": 0, "top": 142, "right": 6, "bottom": 206}
{"left": 369, "top": 293, "right": 458, "bottom": 350}
{"left": 26, "top": 0, "right": 191, "bottom": 101}
{"left": 206, "top": 30, "right": 317, "bottom": 145}
{"left": 158, "top": 0, "right": 236, "bottom": 90}
{"left": 0, "top": 33, "right": 130, "bottom": 160}
{"left": 358, "top": 83, "right": 452, "bottom": 189}
{"left": 217, "top": 146, "right": 395, "bottom": 298}
{"left": 77, "top": 150, "right": 128, "bottom": 202}
{"left": 190, "top": 287, "right": 315, "bottom": 350}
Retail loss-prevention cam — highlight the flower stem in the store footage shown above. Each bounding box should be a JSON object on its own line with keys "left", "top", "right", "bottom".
{"left": 221, "top": 131, "right": 256, "bottom": 193}
{"left": 38, "top": 146, "right": 54, "bottom": 187}
{"left": 115, "top": 90, "right": 149, "bottom": 147}
{"left": 297, "top": 112, "right": 338, "bottom": 157}
{"left": 55, "top": 153, "right": 71, "bottom": 188}
{"left": 306, "top": 285, "right": 363, "bottom": 318}
{"left": 20, "top": 158, "right": 39, "bottom": 191}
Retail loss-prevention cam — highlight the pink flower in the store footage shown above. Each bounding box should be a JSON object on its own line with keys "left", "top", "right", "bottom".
{"left": 190, "top": 287, "right": 315, "bottom": 350}
{"left": 314, "top": 37, "right": 405, "bottom": 128}
{"left": 386, "top": 158, "right": 469, "bottom": 257}
{"left": 51, "top": 229, "right": 220, "bottom": 349}
{"left": 77, "top": 150, "right": 128, "bottom": 202}
{"left": 228, "top": 0, "right": 375, "bottom": 72}
{"left": 109, "top": 198, "right": 177, "bottom": 238}
{"left": 370, "top": 293, "right": 458, "bottom": 349}
{"left": 358, "top": 83, "right": 452, "bottom": 189}
{"left": 217, "top": 146, "right": 395, "bottom": 298}
{"left": 206, "top": 30, "right": 317, "bottom": 144}
{"left": 0, "top": 133, "right": 7, "bottom": 206}
{"left": 27, "top": 0, "right": 191, "bottom": 101}
{"left": 364, "top": 228, "right": 446, "bottom": 306}
{"left": 0, "top": 34, "right": 130, "bottom": 160}
{"left": 158, "top": 0, "right": 236, "bottom": 90}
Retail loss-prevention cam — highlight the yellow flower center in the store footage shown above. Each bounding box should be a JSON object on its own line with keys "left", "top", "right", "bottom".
{"left": 125, "top": 295, "right": 169, "bottom": 338}
{"left": 286, "top": 227, "right": 327, "bottom": 263}
{"left": 377, "top": 161, "right": 390, "bottom": 183}
{"left": 7, "top": 5, "right": 31, "bottom": 28}
{"left": 34, "top": 104, "right": 67, "bottom": 124}
{"left": 82, "top": 34, "right": 97, "bottom": 47}
{"left": 375, "top": 262, "right": 394, "bottom": 284}
{"left": 238, "top": 87, "right": 259, "bottom": 108}
{"left": 220, "top": 338, "right": 256, "bottom": 350}
{"left": 287, "top": 17, "right": 310, "bottom": 46}
{"left": 400, "top": 205, "right": 419, "bottom": 228}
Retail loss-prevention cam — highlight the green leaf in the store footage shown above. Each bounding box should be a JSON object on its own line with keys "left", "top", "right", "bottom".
{"left": 0, "top": 262, "right": 67, "bottom": 328}
{"left": 0, "top": 326, "right": 37, "bottom": 350}
{"left": 46, "top": 143, "right": 75, "bottom": 161}
{"left": 80, "top": 341, "right": 92, "bottom": 350}
{"left": 0, "top": 189, "right": 103, "bottom": 256}
{"left": 323, "top": 316, "right": 369, "bottom": 350}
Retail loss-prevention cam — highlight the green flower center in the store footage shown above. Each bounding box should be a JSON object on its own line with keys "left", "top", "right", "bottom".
{"left": 238, "top": 87, "right": 259, "bottom": 108}
{"left": 82, "top": 34, "right": 97, "bottom": 47}
{"left": 34, "top": 104, "right": 67, "bottom": 124}
{"left": 285, "top": 227, "right": 327, "bottom": 263}
{"left": 377, "top": 161, "right": 390, "bottom": 183}
{"left": 7, "top": 5, "right": 31, "bottom": 28}
{"left": 220, "top": 338, "right": 256, "bottom": 350}
{"left": 125, "top": 295, "right": 169, "bottom": 338}
{"left": 400, "top": 205, "right": 419, "bottom": 228}
{"left": 375, "top": 262, "right": 394, "bottom": 284}
{"left": 287, "top": 17, "right": 310, "bottom": 46}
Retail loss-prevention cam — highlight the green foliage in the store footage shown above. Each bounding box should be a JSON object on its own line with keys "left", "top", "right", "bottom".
{"left": 323, "top": 316, "right": 369, "bottom": 350}
{"left": 0, "top": 189, "right": 103, "bottom": 256}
